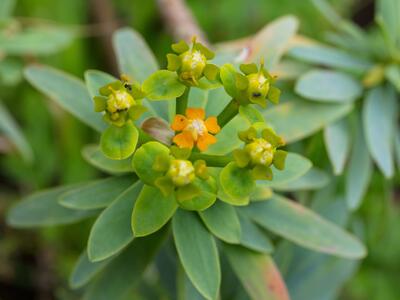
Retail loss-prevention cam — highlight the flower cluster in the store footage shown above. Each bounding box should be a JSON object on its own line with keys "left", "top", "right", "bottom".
{"left": 94, "top": 76, "right": 147, "bottom": 126}
{"left": 92, "top": 37, "right": 287, "bottom": 211}
{"left": 167, "top": 37, "right": 219, "bottom": 86}
{"left": 234, "top": 126, "right": 286, "bottom": 180}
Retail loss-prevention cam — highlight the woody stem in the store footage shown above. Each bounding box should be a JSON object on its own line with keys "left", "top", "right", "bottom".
{"left": 176, "top": 86, "right": 190, "bottom": 115}
{"left": 217, "top": 98, "right": 239, "bottom": 128}
{"left": 189, "top": 152, "right": 233, "bottom": 167}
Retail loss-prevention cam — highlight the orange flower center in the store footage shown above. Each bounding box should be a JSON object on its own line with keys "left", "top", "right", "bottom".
{"left": 185, "top": 119, "right": 207, "bottom": 140}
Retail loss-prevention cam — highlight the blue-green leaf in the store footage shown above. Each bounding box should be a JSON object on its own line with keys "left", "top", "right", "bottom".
{"left": 84, "top": 229, "right": 167, "bottom": 300}
{"left": 59, "top": 176, "right": 135, "bottom": 210}
{"left": 346, "top": 121, "right": 373, "bottom": 211}
{"left": 70, "top": 249, "right": 113, "bottom": 289}
{"left": 288, "top": 45, "right": 372, "bottom": 74}
{"left": 84, "top": 70, "right": 116, "bottom": 98}
{"left": 363, "top": 86, "right": 397, "bottom": 178}
{"left": 88, "top": 182, "right": 142, "bottom": 262}
{"left": 6, "top": 185, "right": 98, "bottom": 228}
{"left": 324, "top": 117, "right": 351, "bottom": 175}
{"left": 82, "top": 145, "right": 133, "bottom": 174}
{"left": 242, "top": 195, "right": 366, "bottom": 259}
{"left": 24, "top": 65, "right": 106, "bottom": 132}
{"left": 295, "top": 70, "right": 362, "bottom": 103}
{"left": 173, "top": 210, "right": 220, "bottom": 300}
{"left": 263, "top": 99, "right": 353, "bottom": 143}
{"left": 199, "top": 200, "right": 241, "bottom": 244}
{"left": 0, "top": 101, "right": 33, "bottom": 162}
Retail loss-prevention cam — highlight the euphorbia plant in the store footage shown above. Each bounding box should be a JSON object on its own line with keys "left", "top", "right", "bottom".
{"left": 7, "top": 22, "right": 366, "bottom": 300}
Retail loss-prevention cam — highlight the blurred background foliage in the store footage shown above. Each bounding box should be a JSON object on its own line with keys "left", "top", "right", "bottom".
{"left": 2, "top": 0, "right": 399, "bottom": 299}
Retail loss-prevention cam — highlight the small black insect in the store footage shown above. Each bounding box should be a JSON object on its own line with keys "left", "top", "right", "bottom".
{"left": 124, "top": 83, "right": 132, "bottom": 91}
{"left": 252, "top": 92, "right": 261, "bottom": 98}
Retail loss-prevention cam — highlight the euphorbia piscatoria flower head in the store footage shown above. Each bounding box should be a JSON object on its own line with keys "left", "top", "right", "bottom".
{"left": 233, "top": 125, "right": 287, "bottom": 180}
{"left": 171, "top": 108, "right": 220, "bottom": 151}
{"left": 94, "top": 75, "right": 147, "bottom": 126}
{"left": 167, "top": 37, "right": 219, "bottom": 86}
{"left": 220, "top": 59, "right": 281, "bottom": 108}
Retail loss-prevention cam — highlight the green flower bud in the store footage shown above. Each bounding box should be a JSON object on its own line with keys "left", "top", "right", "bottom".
{"left": 167, "top": 159, "right": 195, "bottom": 187}
{"left": 106, "top": 89, "right": 135, "bottom": 113}
{"left": 244, "top": 138, "right": 274, "bottom": 167}
{"left": 246, "top": 73, "right": 270, "bottom": 106}
{"left": 95, "top": 78, "right": 147, "bottom": 127}
{"left": 168, "top": 37, "right": 216, "bottom": 86}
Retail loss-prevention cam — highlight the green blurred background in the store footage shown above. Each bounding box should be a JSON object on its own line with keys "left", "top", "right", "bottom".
{"left": 2, "top": 0, "right": 399, "bottom": 299}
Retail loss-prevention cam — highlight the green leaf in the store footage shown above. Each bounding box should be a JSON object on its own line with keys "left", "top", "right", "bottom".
{"left": 88, "top": 182, "right": 142, "bottom": 262}
{"left": 224, "top": 244, "right": 290, "bottom": 300}
{"left": 295, "top": 70, "right": 362, "bottom": 102}
{"left": 100, "top": 122, "right": 139, "bottom": 160}
{"left": 220, "top": 162, "right": 255, "bottom": 204}
{"left": 238, "top": 212, "right": 274, "bottom": 254}
{"left": 24, "top": 65, "right": 106, "bottom": 132}
{"left": 272, "top": 168, "right": 330, "bottom": 192}
{"left": 239, "top": 105, "right": 264, "bottom": 124}
{"left": 0, "top": 26, "right": 73, "bottom": 55}
{"left": 242, "top": 195, "right": 366, "bottom": 258}
{"left": 346, "top": 120, "right": 373, "bottom": 211}
{"left": 396, "top": 129, "right": 400, "bottom": 170}
{"left": 172, "top": 210, "right": 221, "bottom": 300}
{"left": 132, "top": 185, "right": 177, "bottom": 237}
{"left": 249, "top": 15, "right": 299, "bottom": 69}
{"left": 84, "top": 70, "right": 117, "bottom": 98}
{"left": 376, "top": 0, "right": 400, "bottom": 48}
{"left": 0, "top": 101, "right": 33, "bottom": 162}
{"left": 112, "top": 28, "right": 158, "bottom": 83}
{"left": 262, "top": 152, "right": 312, "bottom": 186}
{"left": 142, "top": 70, "right": 186, "bottom": 100}
{"left": 220, "top": 64, "right": 239, "bottom": 99}
{"left": 132, "top": 141, "right": 170, "bottom": 185}
{"left": 199, "top": 200, "right": 241, "bottom": 244}
{"left": 84, "top": 229, "right": 167, "bottom": 300}
{"left": 177, "top": 267, "right": 206, "bottom": 300}
{"left": 363, "top": 86, "right": 397, "bottom": 178}
{"left": 82, "top": 145, "right": 133, "bottom": 174}
{"left": 385, "top": 64, "right": 400, "bottom": 92}
{"left": 59, "top": 176, "right": 135, "bottom": 210}
{"left": 263, "top": 99, "right": 353, "bottom": 143}
{"left": 324, "top": 117, "right": 351, "bottom": 175}
{"left": 113, "top": 27, "right": 169, "bottom": 120}
{"left": 288, "top": 45, "right": 372, "bottom": 74}
{"left": 70, "top": 250, "right": 113, "bottom": 289}
{"left": 177, "top": 177, "right": 217, "bottom": 211}
{"left": 6, "top": 185, "right": 98, "bottom": 228}
{"left": 206, "top": 115, "right": 250, "bottom": 155}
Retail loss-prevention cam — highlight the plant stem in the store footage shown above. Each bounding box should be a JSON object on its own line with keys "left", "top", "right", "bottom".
{"left": 217, "top": 99, "right": 239, "bottom": 128}
{"left": 176, "top": 87, "right": 190, "bottom": 115}
{"left": 189, "top": 152, "right": 233, "bottom": 167}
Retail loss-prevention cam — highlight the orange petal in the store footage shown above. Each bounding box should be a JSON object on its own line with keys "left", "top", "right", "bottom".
{"left": 186, "top": 108, "right": 205, "bottom": 120}
{"left": 171, "top": 114, "right": 188, "bottom": 131}
{"left": 204, "top": 116, "right": 220, "bottom": 134}
{"left": 197, "top": 133, "right": 217, "bottom": 151}
{"left": 173, "top": 131, "right": 194, "bottom": 149}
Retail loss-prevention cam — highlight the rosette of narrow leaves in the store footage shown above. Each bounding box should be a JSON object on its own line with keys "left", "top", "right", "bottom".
{"left": 132, "top": 141, "right": 217, "bottom": 211}
{"left": 220, "top": 60, "right": 281, "bottom": 108}
{"left": 93, "top": 77, "right": 147, "bottom": 160}
{"left": 220, "top": 124, "right": 287, "bottom": 202}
